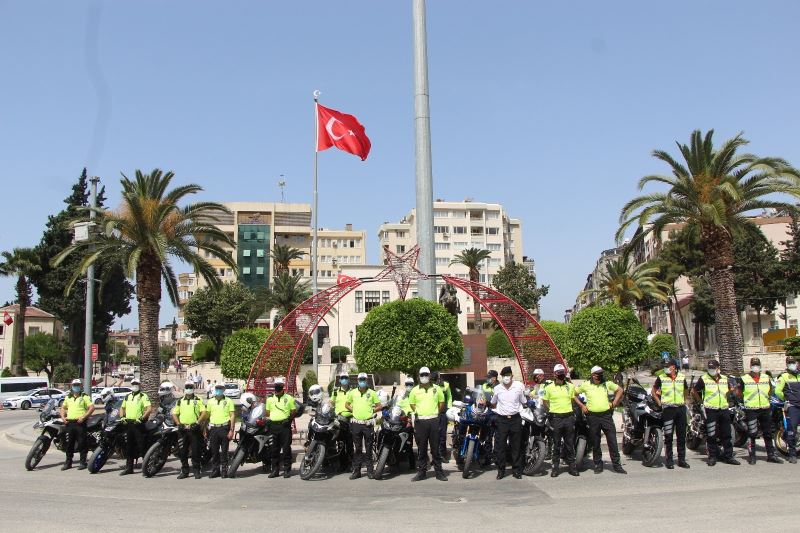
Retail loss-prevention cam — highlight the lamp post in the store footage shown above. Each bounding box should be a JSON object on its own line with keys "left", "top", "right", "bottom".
{"left": 349, "top": 330, "right": 354, "bottom": 357}
{"left": 74, "top": 176, "right": 100, "bottom": 391}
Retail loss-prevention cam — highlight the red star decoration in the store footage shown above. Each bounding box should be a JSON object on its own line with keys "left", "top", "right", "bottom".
{"left": 375, "top": 245, "right": 430, "bottom": 300}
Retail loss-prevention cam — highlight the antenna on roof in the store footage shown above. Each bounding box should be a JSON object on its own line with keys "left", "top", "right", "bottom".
{"left": 278, "top": 175, "right": 286, "bottom": 203}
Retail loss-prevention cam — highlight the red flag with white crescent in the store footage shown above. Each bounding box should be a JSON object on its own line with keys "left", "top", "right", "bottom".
{"left": 316, "top": 104, "right": 371, "bottom": 161}
{"left": 3, "top": 311, "right": 12, "bottom": 326}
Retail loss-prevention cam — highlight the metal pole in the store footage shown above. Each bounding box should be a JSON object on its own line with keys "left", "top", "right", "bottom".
{"left": 312, "top": 90, "right": 320, "bottom": 376}
{"left": 413, "top": 0, "right": 436, "bottom": 300}
{"left": 83, "top": 176, "right": 99, "bottom": 390}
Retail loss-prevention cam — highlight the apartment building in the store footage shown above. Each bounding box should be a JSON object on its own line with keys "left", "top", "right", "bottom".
{"left": 0, "top": 305, "right": 63, "bottom": 371}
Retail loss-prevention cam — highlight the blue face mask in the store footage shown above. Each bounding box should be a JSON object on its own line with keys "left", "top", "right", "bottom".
{"left": 339, "top": 378, "right": 349, "bottom": 386}
{"left": 358, "top": 380, "right": 367, "bottom": 388}
{"left": 215, "top": 389, "right": 224, "bottom": 397}
{"left": 71, "top": 386, "right": 81, "bottom": 394}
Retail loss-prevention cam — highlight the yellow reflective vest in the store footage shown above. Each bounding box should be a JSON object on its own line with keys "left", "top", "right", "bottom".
{"left": 741, "top": 373, "right": 770, "bottom": 409}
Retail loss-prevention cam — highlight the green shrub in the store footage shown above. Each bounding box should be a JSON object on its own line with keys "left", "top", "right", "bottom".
{"left": 331, "top": 345, "right": 350, "bottom": 363}
{"left": 567, "top": 304, "right": 648, "bottom": 374}
{"left": 539, "top": 320, "right": 572, "bottom": 360}
{"left": 1, "top": 367, "right": 12, "bottom": 377}
{"left": 487, "top": 329, "right": 513, "bottom": 357}
{"left": 302, "top": 370, "right": 318, "bottom": 394}
{"left": 53, "top": 362, "right": 79, "bottom": 384}
{"left": 192, "top": 339, "right": 217, "bottom": 363}
{"left": 220, "top": 328, "right": 271, "bottom": 380}
{"left": 649, "top": 333, "right": 678, "bottom": 361}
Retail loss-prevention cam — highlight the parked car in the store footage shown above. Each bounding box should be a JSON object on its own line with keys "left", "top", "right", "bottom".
{"left": 2, "top": 388, "right": 66, "bottom": 410}
{"left": 122, "top": 373, "right": 135, "bottom": 382}
{"left": 0, "top": 377, "right": 50, "bottom": 401}
{"left": 223, "top": 382, "right": 242, "bottom": 400}
{"left": 91, "top": 386, "right": 133, "bottom": 405}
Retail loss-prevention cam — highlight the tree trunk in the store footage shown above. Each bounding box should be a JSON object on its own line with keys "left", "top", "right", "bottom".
{"left": 702, "top": 227, "right": 743, "bottom": 375}
{"left": 14, "top": 275, "right": 28, "bottom": 376}
{"left": 471, "top": 268, "right": 482, "bottom": 334}
{"left": 136, "top": 255, "right": 162, "bottom": 407}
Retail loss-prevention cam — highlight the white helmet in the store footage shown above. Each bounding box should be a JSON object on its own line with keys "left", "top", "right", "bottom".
{"left": 100, "top": 387, "right": 115, "bottom": 404}
{"left": 71, "top": 378, "right": 82, "bottom": 386}
{"left": 158, "top": 381, "right": 175, "bottom": 400}
{"left": 240, "top": 392, "right": 257, "bottom": 410}
{"left": 308, "top": 384, "right": 324, "bottom": 403}
{"left": 533, "top": 369, "right": 544, "bottom": 376}
{"left": 404, "top": 377, "right": 414, "bottom": 387}
{"left": 377, "top": 389, "right": 389, "bottom": 405}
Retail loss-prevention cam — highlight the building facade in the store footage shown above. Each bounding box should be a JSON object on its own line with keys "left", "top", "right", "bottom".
{"left": 0, "top": 305, "right": 63, "bottom": 371}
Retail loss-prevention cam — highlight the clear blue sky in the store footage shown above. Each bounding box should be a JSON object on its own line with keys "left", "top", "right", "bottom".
{"left": 2, "top": 1, "right": 799, "bottom": 328}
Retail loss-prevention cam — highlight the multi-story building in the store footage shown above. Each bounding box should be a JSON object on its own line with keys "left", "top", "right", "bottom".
{"left": 0, "top": 305, "right": 63, "bottom": 371}
{"left": 316, "top": 224, "right": 367, "bottom": 280}
{"left": 108, "top": 329, "right": 140, "bottom": 360}
{"left": 571, "top": 245, "right": 626, "bottom": 314}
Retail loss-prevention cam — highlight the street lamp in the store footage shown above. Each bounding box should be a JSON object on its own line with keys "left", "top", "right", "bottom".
{"left": 349, "top": 330, "right": 354, "bottom": 357}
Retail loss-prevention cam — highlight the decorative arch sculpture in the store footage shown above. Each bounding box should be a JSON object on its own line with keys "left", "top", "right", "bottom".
{"left": 246, "top": 246, "right": 565, "bottom": 394}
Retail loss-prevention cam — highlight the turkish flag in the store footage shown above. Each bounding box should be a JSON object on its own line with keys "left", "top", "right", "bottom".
{"left": 317, "top": 104, "right": 371, "bottom": 161}
{"left": 337, "top": 274, "right": 359, "bottom": 285}
{"left": 3, "top": 311, "right": 12, "bottom": 326}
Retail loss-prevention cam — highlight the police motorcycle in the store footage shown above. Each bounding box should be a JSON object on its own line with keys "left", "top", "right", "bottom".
{"left": 142, "top": 383, "right": 181, "bottom": 478}
{"left": 227, "top": 393, "right": 274, "bottom": 478}
{"left": 620, "top": 378, "right": 663, "bottom": 466}
{"left": 519, "top": 394, "right": 547, "bottom": 475}
{"left": 449, "top": 387, "right": 494, "bottom": 479}
{"left": 729, "top": 393, "right": 749, "bottom": 447}
{"left": 686, "top": 374, "right": 706, "bottom": 452}
{"left": 25, "top": 397, "right": 101, "bottom": 471}
{"left": 572, "top": 396, "right": 593, "bottom": 470}
{"left": 373, "top": 387, "right": 415, "bottom": 480}
{"left": 300, "top": 385, "right": 344, "bottom": 480}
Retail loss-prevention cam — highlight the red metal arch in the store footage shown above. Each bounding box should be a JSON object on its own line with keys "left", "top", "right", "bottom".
{"left": 246, "top": 275, "right": 565, "bottom": 393}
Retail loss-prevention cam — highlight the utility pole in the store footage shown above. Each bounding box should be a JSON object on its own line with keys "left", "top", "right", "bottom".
{"left": 83, "top": 176, "right": 99, "bottom": 390}
{"left": 413, "top": 0, "right": 436, "bottom": 300}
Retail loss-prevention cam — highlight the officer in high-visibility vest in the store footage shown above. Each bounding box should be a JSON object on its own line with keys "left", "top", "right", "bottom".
{"left": 737, "top": 357, "right": 783, "bottom": 464}
{"left": 331, "top": 370, "right": 353, "bottom": 472}
{"left": 119, "top": 378, "right": 153, "bottom": 475}
{"left": 432, "top": 371, "right": 452, "bottom": 462}
{"left": 172, "top": 380, "right": 207, "bottom": 479}
{"left": 59, "top": 378, "right": 95, "bottom": 470}
{"left": 481, "top": 370, "right": 498, "bottom": 396}
{"left": 653, "top": 360, "right": 689, "bottom": 469}
{"left": 345, "top": 372, "right": 382, "bottom": 479}
{"left": 574, "top": 366, "right": 626, "bottom": 474}
{"left": 266, "top": 376, "right": 297, "bottom": 478}
{"left": 410, "top": 367, "right": 447, "bottom": 481}
{"left": 690, "top": 359, "right": 740, "bottom": 466}
{"left": 543, "top": 364, "right": 579, "bottom": 477}
{"left": 206, "top": 383, "right": 235, "bottom": 478}
{"left": 776, "top": 356, "right": 800, "bottom": 463}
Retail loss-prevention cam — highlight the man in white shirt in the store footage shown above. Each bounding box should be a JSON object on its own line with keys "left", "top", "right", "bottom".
{"left": 490, "top": 366, "right": 528, "bottom": 479}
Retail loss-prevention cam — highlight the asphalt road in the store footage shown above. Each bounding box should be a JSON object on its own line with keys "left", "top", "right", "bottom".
{"left": 0, "top": 407, "right": 796, "bottom": 532}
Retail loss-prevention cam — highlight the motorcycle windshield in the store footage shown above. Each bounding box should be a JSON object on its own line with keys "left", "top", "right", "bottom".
{"left": 245, "top": 404, "right": 265, "bottom": 424}
{"left": 40, "top": 400, "right": 56, "bottom": 420}
{"left": 316, "top": 400, "right": 334, "bottom": 425}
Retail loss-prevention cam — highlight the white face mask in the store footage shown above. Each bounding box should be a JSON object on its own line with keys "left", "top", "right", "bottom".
{"left": 788, "top": 364, "right": 797, "bottom": 373}
{"left": 132, "top": 385, "right": 140, "bottom": 392}
{"left": 419, "top": 376, "right": 430, "bottom": 384}
{"left": 502, "top": 376, "right": 512, "bottom": 385}
{"left": 708, "top": 369, "right": 719, "bottom": 377}
{"left": 751, "top": 366, "right": 761, "bottom": 373}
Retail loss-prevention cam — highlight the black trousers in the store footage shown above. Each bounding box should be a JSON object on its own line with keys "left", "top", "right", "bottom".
{"left": 350, "top": 422, "right": 374, "bottom": 472}
{"left": 551, "top": 414, "right": 576, "bottom": 465}
{"left": 64, "top": 421, "right": 87, "bottom": 462}
{"left": 178, "top": 426, "right": 203, "bottom": 468}
{"left": 124, "top": 421, "right": 146, "bottom": 465}
{"left": 587, "top": 411, "right": 621, "bottom": 464}
{"left": 494, "top": 414, "right": 523, "bottom": 474}
{"left": 437, "top": 412, "right": 449, "bottom": 459}
{"left": 745, "top": 408, "right": 776, "bottom": 456}
{"left": 662, "top": 405, "right": 687, "bottom": 462}
{"left": 415, "top": 417, "right": 442, "bottom": 473}
{"left": 705, "top": 408, "right": 734, "bottom": 460}
{"left": 208, "top": 426, "right": 230, "bottom": 472}
{"left": 786, "top": 405, "right": 800, "bottom": 456}
{"left": 338, "top": 417, "right": 354, "bottom": 468}
{"left": 269, "top": 420, "right": 293, "bottom": 471}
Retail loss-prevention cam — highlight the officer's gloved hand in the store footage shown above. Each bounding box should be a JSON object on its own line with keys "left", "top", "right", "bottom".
{"left": 190, "top": 423, "right": 200, "bottom": 431}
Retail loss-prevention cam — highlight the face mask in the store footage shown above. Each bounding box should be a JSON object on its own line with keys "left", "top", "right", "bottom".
{"left": 71, "top": 386, "right": 81, "bottom": 394}
{"left": 358, "top": 380, "right": 368, "bottom": 388}
{"left": 502, "top": 376, "right": 512, "bottom": 385}
{"left": 751, "top": 366, "right": 761, "bottom": 373}
{"left": 185, "top": 388, "right": 194, "bottom": 396}
{"left": 274, "top": 385, "right": 284, "bottom": 393}
{"left": 419, "top": 376, "right": 430, "bottom": 384}
{"left": 555, "top": 373, "right": 566, "bottom": 381}
{"left": 132, "top": 385, "right": 140, "bottom": 392}
{"left": 593, "top": 373, "right": 604, "bottom": 382}
{"left": 215, "top": 389, "right": 224, "bottom": 397}
{"left": 708, "top": 369, "right": 719, "bottom": 377}
{"left": 339, "top": 378, "right": 349, "bottom": 386}
{"left": 789, "top": 364, "right": 798, "bottom": 373}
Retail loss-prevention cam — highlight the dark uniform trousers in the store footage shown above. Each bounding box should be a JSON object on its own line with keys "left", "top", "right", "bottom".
{"left": 437, "top": 412, "right": 448, "bottom": 460}
{"left": 338, "top": 417, "right": 354, "bottom": 469}
{"left": 208, "top": 426, "right": 230, "bottom": 473}
{"left": 178, "top": 426, "right": 203, "bottom": 468}
{"left": 551, "top": 414, "right": 576, "bottom": 465}
{"left": 662, "top": 405, "right": 687, "bottom": 462}
{"left": 350, "top": 422, "right": 375, "bottom": 472}
{"left": 415, "top": 417, "right": 443, "bottom": 473}
{"left": 587, "top": 410, "right": 621, "bottom": 464}
{"left": 124, "top": 421, "right": 147, "bottom": 466}
{"left": 269, "top": 420, "right": 293, "bottom": 471}
{"left": 705, "top": 408, "right": 734, "bottom": 460}
{"left": 65, "top": 421, "right": 87, "bottom": 462}
{"left": 494, "top": 414, "right": 523, "bottom": 474}
{"left": 786, "top": 405, "right": 800, "bottom": 456}
{"left": 745, "top": 408, "right": 776, "bottom": 455}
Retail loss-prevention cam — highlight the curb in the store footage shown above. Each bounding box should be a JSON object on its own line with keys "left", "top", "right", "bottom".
{"left": 3, "top": 423, "right": 35, "bottom": 447}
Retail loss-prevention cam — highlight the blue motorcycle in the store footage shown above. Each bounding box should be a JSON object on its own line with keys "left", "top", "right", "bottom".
{"left": 448, "top": 388, "right": 493, "bottom": 479}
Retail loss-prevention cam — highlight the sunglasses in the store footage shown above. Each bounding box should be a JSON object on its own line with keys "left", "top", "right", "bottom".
{"left": 419, "top": 373, "right": 430, "bottom": 377}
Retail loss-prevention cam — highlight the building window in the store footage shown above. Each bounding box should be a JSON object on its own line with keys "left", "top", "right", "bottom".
{"left": 436, "top": 257, "right": 449, "bottom": 266}
{"left": 382, "top": 291, "right": 390, "bottom": 304}
{"left": 769, "top": 320, "right": 780, "bottom": 330}
{"left": 487, "top": 211, "right": 500, "bottom": 220}
{"left": 396, "top": 245, "right": 406, "bottom": 254}
{"left": 791, "top": 319, "right": 799, "bottom": 330}
{"left": 434, "top": 226, "right": 449, "bottom": 234}
{"left": 0, "top": 324, "right": 4, "bottom": 337}
{"left": 751, "top": 322, "right": 761, "bottom": 339}
{"left": 487, "top": 243, "right": 502, "bottom": 251}
{"left": 453, "top": 226, "right": 467, "bottom": 234}
{"left": 256, "top": 267, "right": 265, "bottom": 275}
{"left": 396, "top": 231, "right": 407, "bottom": 238}
{"left": 435, "top": 242, "right": 450, "bottom": 251}
{"left": 471, "top": 227, "right": 484, "bottom": 236}
{"left": 226, "top": 268, "right": 233, "bottom": 277}
{"left": 434, "top": 210, "right": 449, "bottom": 218}
{"left": 365, "top": 291, "right": 381, "bottom": 312}
{"left": 788, "top": 294, "right": 797, "bottom": 307}
{"left": 243, "top": 249, "right": 251, "bottom": 257}
{"left": 479, "top": 274, "right": 486, "bottom": 283}
{"left": 453, "top": 241, "right": 468, "bottom": 250}
{"left": 218, "top": 268, "right": 225, "bottom": 276}
{"left": 355, "top": 291, "right": 363, "bottom": 313}
{"left": 487, "top": 227, "right": 500, "bottom": 235}
{"left": 242, "top": 267, "right": 251, "bottom": 275}
{"left": 490, "top": 258, "right": 501, "bottom": 266}
{"left": 452, "top": 211, "right": 466, "bottom": 218}
{"left": 28, "top": 326, "right": 40, "bottom": 336}
{"left": 257, "top": 249, "right": 265, "bottom": 257}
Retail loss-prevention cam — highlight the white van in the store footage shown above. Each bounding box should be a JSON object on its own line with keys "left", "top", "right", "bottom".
{"left": 0, "top": 376, "right": 50, "bottom": 401}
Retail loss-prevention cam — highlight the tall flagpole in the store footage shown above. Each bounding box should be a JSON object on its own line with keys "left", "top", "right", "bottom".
{"left": 311, "top": 90, "right": 320, "bottom": 377}
{"left": 413, "top": 0, "right": 436, "bottom": 300}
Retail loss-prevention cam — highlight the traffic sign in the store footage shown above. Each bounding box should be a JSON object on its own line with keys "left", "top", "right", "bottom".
{"left": 91, "top": 343, "right": 99, "bottom": 362}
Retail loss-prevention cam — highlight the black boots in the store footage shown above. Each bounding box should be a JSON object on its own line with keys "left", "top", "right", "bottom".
{"left": 120, "top": 462, "right": 134, "bottom": 476}
{"left": 612, "top": 463, "right": 627, "bottom": 474}
{"left": 568, "top": 463, "right": 579, "bottom": 477}
{"left": 677, "top": 460, "right": 690, "bottom": 469}
{"left": 193, "top": 466, "right": 202, "bottom": 479}
{"left": 435, "top": 471, "right": 447, "bottom": 481}
{"left": 593, "top": 462, "right": 603, "bottom": 474}
{"left": 411, "top": 470, "right": 427, "bottom": 482}
{"left": 177, "top": 465, "right": 189, "bottom": 479}
{"left": 283, "top": 469, "right": 291, "bottom": 479}
{"left": 209, "top": 469, "right": 220, "bottom": 478}
{"left": 551, "top": 462, "right": 560, "bottom": 478}
{"left": 767, "top": 455, "right": 784, "bottom": 464}
{"left": 61, "top": 457, "right": 73, "bottom": 471}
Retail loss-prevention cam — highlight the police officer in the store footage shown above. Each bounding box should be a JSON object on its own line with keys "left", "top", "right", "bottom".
{"left": 331, "top": 370, "right": 354, "bottom": 472}
{"left": 482, "top": 370, "right": 498, "bottom": 396}
{"left": 266, "top": 377, "right": 297, "bottom": 478}
{"left": 543, "top": 364, "right": 579, "bottom": 477}
{"left": 574, "top": 366, "right": 626, "bottom": 474}
{"left": 738, "top": 357, "right": 783, "bottom": 464}
{"left": 653, "top": 360, "right": 689, "bottom": 469}
{"left": 59, "top": 378, "right": 95, "bottom": 470}
{"left": 776, "top": 356, "right": 800, "bottom": 463}
{"left": 432, "top": 371, "right": 452, "bottom": 462}
{"left": 531, "top": 368, "right": 547, "bottom": 398}
{"left": 345, "top": 372, "right": 382, "bottom": 479}
{"left": 691, "top": 360, "right": 740, "bottom": 466}
{"left": 409, "top": 367, "right": 447, "bottom": 481}
{"left": 172, "top": 380, "right": 207, "bottom": 479}
{"left": 490, "top": 366, "right": 528, "bottom": 479}
{"left": 206, "top": 382, "right": 235, "bottom": 478}
{"left": 119, "top": 378, "right": 153, "bottom": 475}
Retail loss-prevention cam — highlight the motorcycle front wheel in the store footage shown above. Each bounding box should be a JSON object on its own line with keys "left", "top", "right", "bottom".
{"left": 734, "top": 428, "right": 748, "bottom": 447}
{"left": 774, "top": 427, "right": 789, "bottom": 456}
{"left": 523, "top": 439, "right": 546, "bottom": 476}
{"left": 142, "top": 441, "right": 167, "bottom": 478}
{"left": 642, "top": 427, "right": 663, "bottom": 467}
{"left": 88, "top": 445, "right": 110, "bottom": 474}
{"left": 574, "top": 436, "right": 588, "bottom": 471}
{"left": 621, "top": 434, "right": 634, "bottom": 455}
{"left": 462, "top": 440, "right": 476, "bottom": 479}
{"left": 374, "top": 446, "right": 391, "bottom": 480}
{"left": 227, "top": 448, "right": 247, "bottom": 479}
{"left": 25, "top": 436, "right": 50, "bottom": 471}
{"left": 300, "top": 441, "right": 326, "bottom": 480}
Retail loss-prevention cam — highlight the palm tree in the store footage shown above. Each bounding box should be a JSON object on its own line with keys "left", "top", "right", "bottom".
{"left": 583, "top": 254, "right": 670, "bottom": 307}
{"left": 451, "top": 247, "right": 492, "bottom": 334}
{"left": 265, "top": 272, "right": 311, "bottom": 326}
{"left": 0, "top": 248, "right": 40, "bottom": 375}
{"left": 270, "top": 244, "right": 304, "bottom": 276}
{"left": 52, "top": 169, "right": 236, "bottom": 401}
{"left": 617, "top": 130, "right": 800, "bottom": 373}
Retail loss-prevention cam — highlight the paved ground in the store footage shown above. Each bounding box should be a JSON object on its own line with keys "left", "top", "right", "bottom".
{"left": 0, "top": 407, "right": 796, "bottom": 532}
